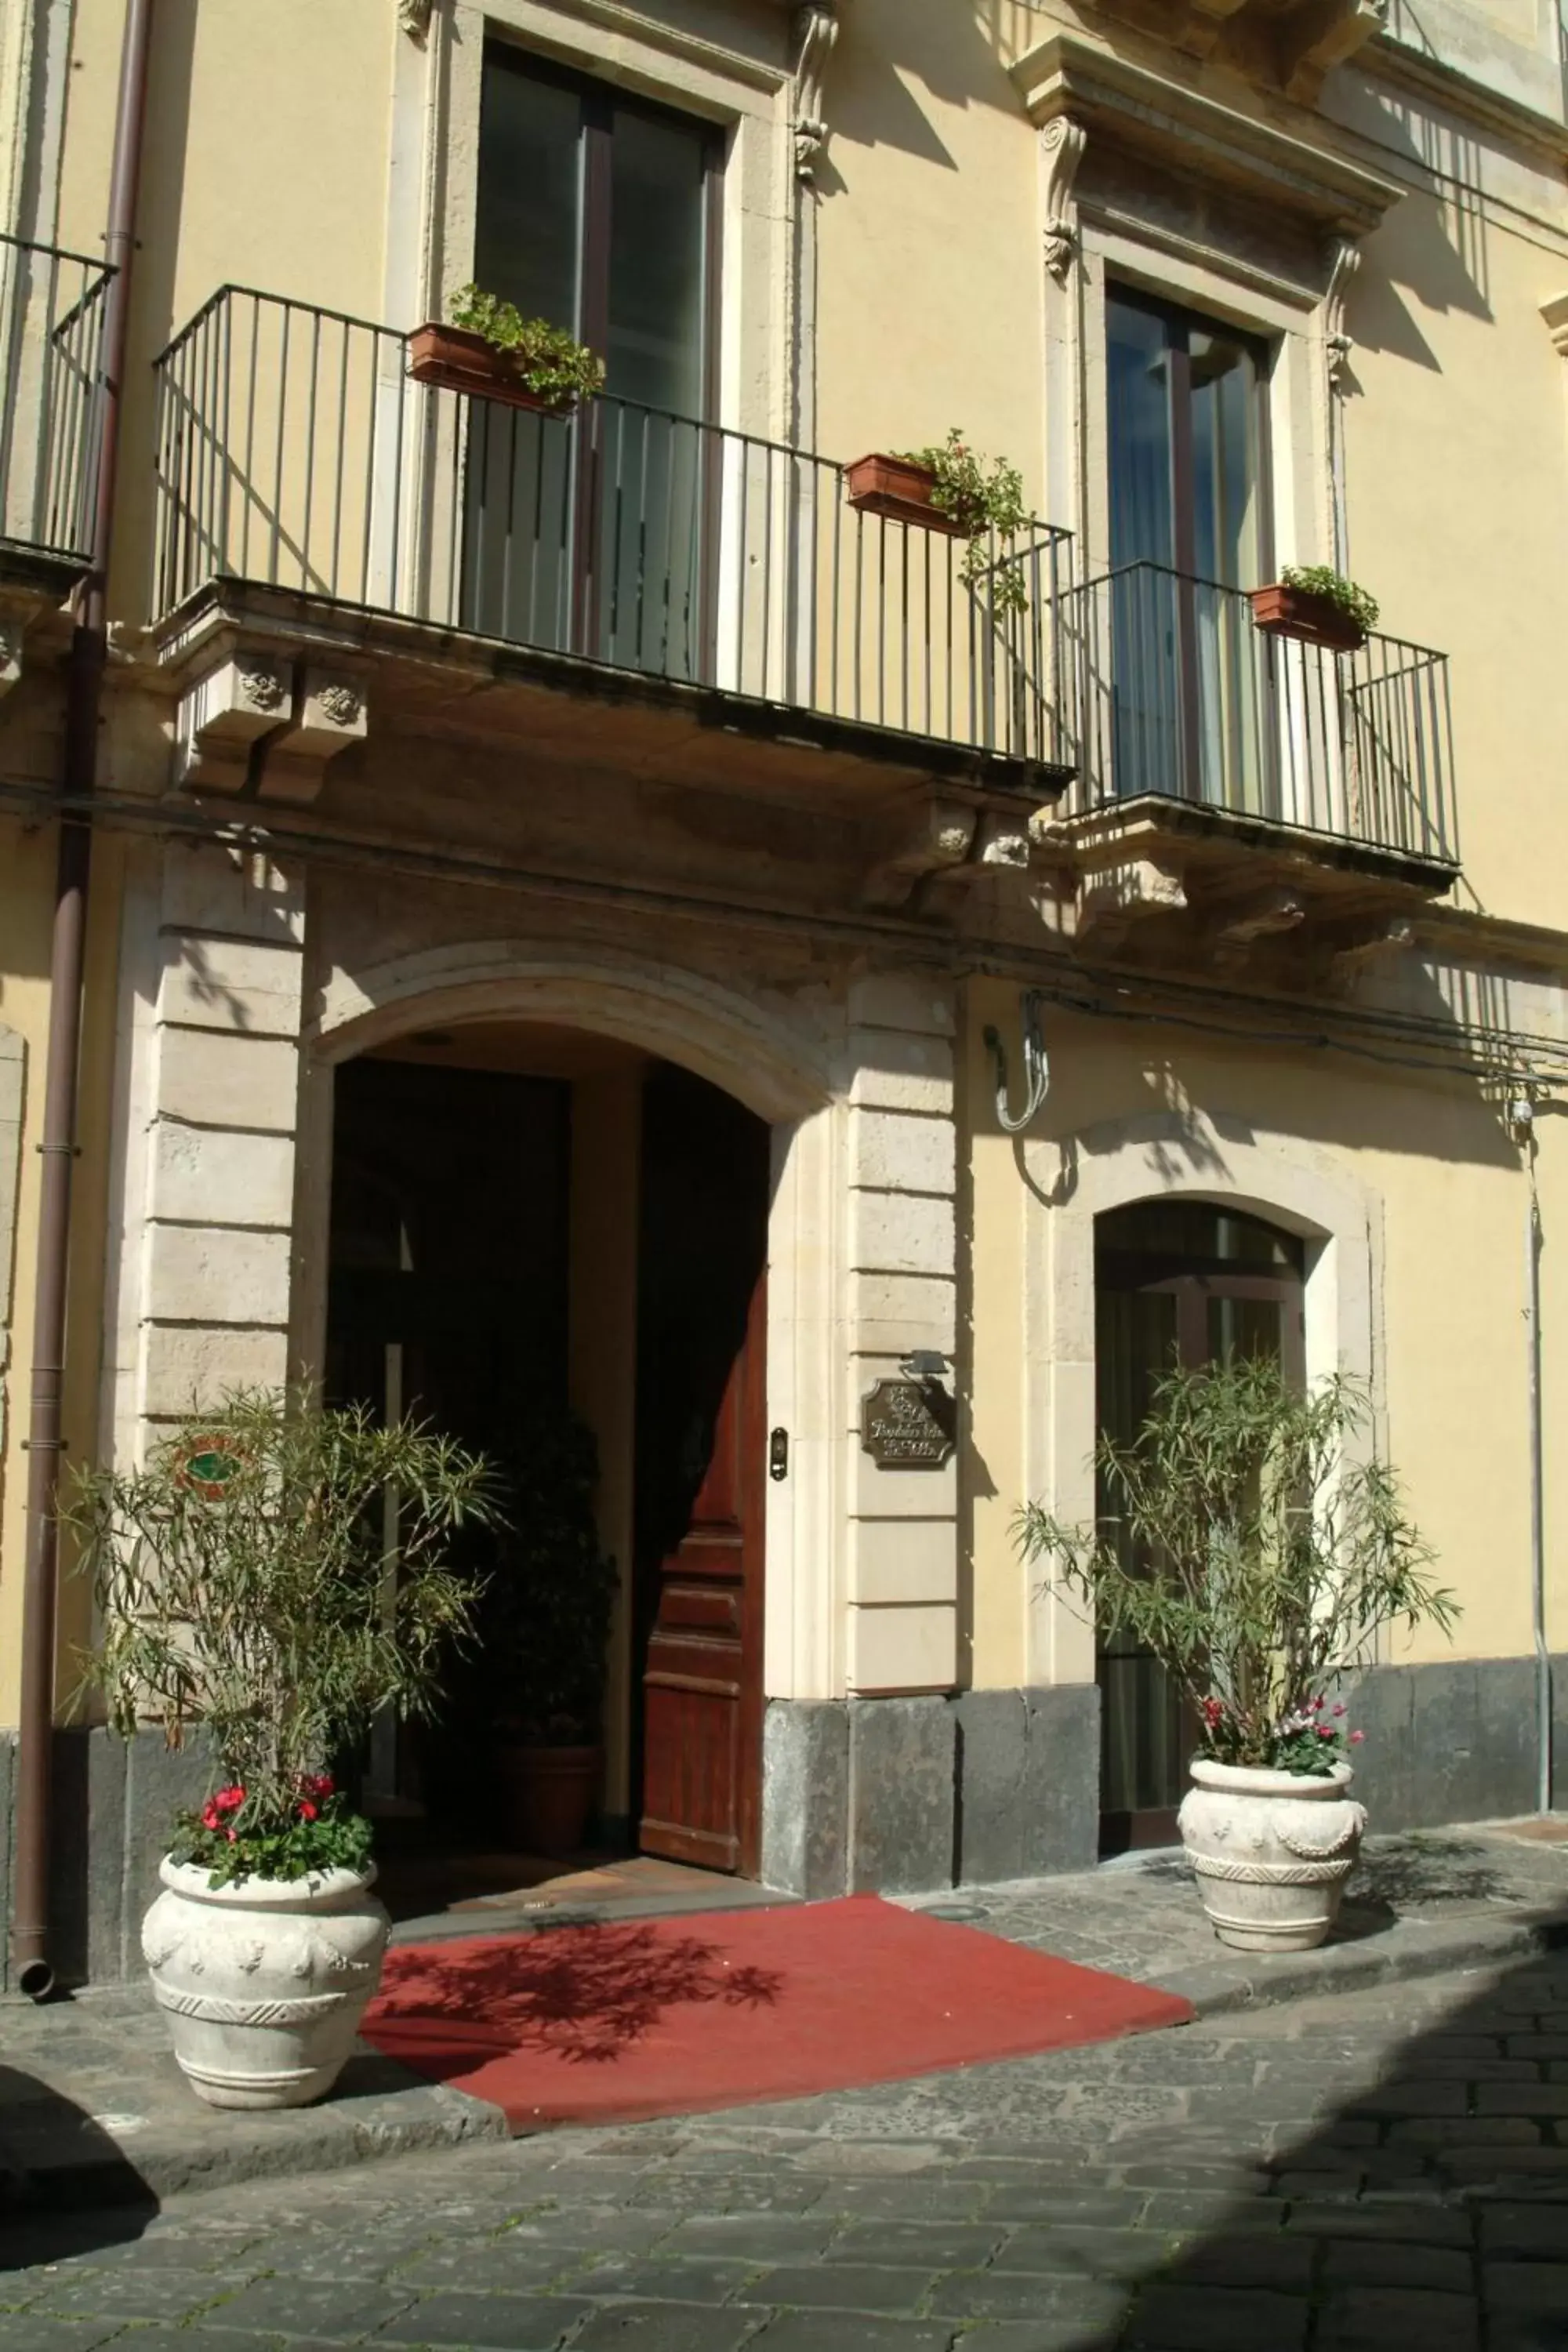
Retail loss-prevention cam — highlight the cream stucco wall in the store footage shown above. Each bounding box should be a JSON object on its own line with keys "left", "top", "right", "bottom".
{"left": 964, "top": 978, "right": 1568, "bottom": 1696}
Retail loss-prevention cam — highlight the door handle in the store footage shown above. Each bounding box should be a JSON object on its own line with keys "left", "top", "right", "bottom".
{"left": 768, "top": 1428, "right": 789, "bottom": 1482}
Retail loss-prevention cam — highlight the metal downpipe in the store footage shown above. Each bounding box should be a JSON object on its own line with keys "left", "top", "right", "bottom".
{"left": 9, "top": 0, "right": 154, "bottom": 2000}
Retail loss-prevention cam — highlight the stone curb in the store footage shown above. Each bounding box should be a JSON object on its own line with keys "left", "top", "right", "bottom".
{"left": 0, "top": 2070, "right": 509, "bottom": 2217}
{"left": 1160, "top": 1905, "right": 1568, "bottom": 2020}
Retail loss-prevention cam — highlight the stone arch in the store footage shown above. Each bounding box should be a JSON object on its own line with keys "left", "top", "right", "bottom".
{"left": 309, "top": 940, "right": 834, "bottom": 1123}
{"left": 1020, "top": 1105, "right": 1379, "bottom": 1687}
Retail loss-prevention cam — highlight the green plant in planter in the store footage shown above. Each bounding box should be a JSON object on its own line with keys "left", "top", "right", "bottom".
{"left": 1014, "top": 1355, "right": 1456, "bottom": 1773}
{"left": 67, "top": 1388, "right": 498, "bottom": 1886}
{"left": 477, "top": 1410, "right": 618, "bottom": 1744}
{"left": 1279, "top": 564, "right": 1380, "bottom": 634}
{"left": 448, "top": 284, "right": 605, "bottom": 405}
{"left": 901, "top": 427, "right": 1033, "bottom": 616}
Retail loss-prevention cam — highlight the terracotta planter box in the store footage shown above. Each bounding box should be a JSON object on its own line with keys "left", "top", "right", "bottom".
{"left": 407, "top": 322, "right": 578, "bottom": 416}
{"left": 844, "top": 453, "right": 964, "bottom": 535}
{"left": 1250, "top": 582, "right": 1366, "bottom": 654}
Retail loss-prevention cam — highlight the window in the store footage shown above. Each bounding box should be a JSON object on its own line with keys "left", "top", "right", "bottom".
{"left": 463, "top": 45, "right": 721, "bottom": 673}
{"left": 1104, "top": 287, "right": 1275, "bottom": 812}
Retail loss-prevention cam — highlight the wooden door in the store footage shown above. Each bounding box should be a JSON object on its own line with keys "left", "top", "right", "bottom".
{"left": 639, "top": 1271, "right": 765, "bottom": 1874}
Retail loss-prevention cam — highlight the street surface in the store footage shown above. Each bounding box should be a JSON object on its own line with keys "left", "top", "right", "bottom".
{"left": 1, "top": 1951, "right": 1565, "bottom": 2350}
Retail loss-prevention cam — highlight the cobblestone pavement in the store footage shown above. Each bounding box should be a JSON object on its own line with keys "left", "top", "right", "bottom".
{"left": 3, "top": 1946, "right": 1568, "bottom": 2350}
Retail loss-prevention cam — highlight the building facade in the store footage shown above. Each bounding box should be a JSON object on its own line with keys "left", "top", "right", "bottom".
{"left": 2, "top": 0, "right": 1566, "bottom": 1984}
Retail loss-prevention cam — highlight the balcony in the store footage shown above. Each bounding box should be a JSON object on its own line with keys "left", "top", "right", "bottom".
{"left": 149, "top": 286, "right": 1075, "bottom": 855}
{"left": 0, "top": 232, "right": 113, "bottom": 622}
{"left": 1036, "top": 561, "right": 1460, "bottom": 980}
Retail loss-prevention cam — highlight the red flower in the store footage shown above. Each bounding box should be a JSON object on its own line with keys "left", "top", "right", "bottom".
{"left": 296, "top": 1799, "right": 319, "bottom": 1823}
{"left": 299, "top": 1773, "right": 334, "bottom": 1800}
{"left": 1200, "top": 1697, "right": 1225, "bottom": 1730}
{"left": 1316, "top": 1724, "right": 1337, "bottom": 1740}
{"left": 212, "top": 1785, "right": 245, "bottom": 1813}
{"left": 1349, "top": 1730, "right": 1366, "bottom": 1746}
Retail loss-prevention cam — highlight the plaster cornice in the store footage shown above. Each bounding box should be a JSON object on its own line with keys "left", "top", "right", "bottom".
{"left": 1364, "top": 30, "right": 1568, "bottom": 169}
{"left": 1009, "top": 30, "right": 1406, "bottom": 234}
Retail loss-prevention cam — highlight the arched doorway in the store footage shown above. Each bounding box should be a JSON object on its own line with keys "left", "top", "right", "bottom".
{"left": 1094, "top": 1198, "right": 1305, "bottom": 1853}
{"left": 321, "top": 1023, "right": 771, "bottom": 1909}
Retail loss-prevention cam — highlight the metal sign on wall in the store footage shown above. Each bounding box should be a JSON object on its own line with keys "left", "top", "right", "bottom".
{"left": 859, "top": 1377, "right": 956, "bottom": 1470}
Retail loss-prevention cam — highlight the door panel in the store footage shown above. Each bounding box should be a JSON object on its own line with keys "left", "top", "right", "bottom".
{"left": 640, "top": 1273, "right": 765, "bottom": 1873}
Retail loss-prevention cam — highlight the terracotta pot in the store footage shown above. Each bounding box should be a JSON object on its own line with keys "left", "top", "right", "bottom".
{"left": 498, "top": 1742, "right": 601, "bottom": 1856}
{"left": 1249, "top": 582, "right": 1366, "bottom": 653}
{"left": 844, "top": 453, "right": 964, "bottom": 535}
{"left": 407, "top": 323, "right": 578, "bottom": 416}
{"left": 143, "top": 1858, "right": 389, "bottom": 2110}
{"left": 1177, "top": 1757, "right": 1367, "bottom": 1953}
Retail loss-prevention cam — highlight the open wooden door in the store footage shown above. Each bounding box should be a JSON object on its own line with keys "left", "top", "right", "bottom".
{"left": 634, "top": 1066, "right": 769, "bottom": 1876}
{"left": 639, "top": 1272, "right": 765, "bottom": 1874}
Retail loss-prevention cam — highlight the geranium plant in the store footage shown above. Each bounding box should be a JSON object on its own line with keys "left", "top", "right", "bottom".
{"left": 68, "top": 1388, "right": 499, "bottom": 1886}
{"left": 1014, "top": 1355, "right": 1456, "bottom": 1773}
{"left": 448, "top": 284, "right": 604, "bottom": 406}
{"left": 901, "top": 427, "right": 1033, "bottom": 615}
{"left": 1279, "top": 564, "right": 1379, "bottom": 635}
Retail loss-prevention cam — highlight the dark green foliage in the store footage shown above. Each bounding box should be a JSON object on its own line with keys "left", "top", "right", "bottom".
{"left": 901, "top": 426, "right": 1033, "bottom": 615}
{"left": 1279, "top": 563, "right": 1380, "bottom": 633}
{"left": 448, "top": 284, "right": 605, "bottom": 404}
{"left": 477, "top": 1410, "right": 618, "bottom": 1743}
{"left": 1014, "top": 1356, "right": 1457, "bottom": 1772}
{"left": 67, "top": 1388, "right": 499, "bottom": 1868}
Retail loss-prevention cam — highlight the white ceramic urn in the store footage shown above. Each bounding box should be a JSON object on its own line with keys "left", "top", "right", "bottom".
{"left": 142, "top": 1857, "right": 390, "bottom": 2109}
{"left": 1177, "top": 1758, "right": 1367, "bottom": 1953}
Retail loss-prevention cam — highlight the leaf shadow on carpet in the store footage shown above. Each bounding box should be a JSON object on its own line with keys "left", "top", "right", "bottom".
{"left": 371, "top": 1922, "right": 783, "bottom": 2067}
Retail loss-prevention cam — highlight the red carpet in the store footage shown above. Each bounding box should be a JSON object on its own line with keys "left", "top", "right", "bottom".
{"left": 361, "top": 1894, "right": 1193, "bottom": 2128}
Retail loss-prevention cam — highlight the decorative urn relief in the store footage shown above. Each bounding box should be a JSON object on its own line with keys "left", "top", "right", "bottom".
{"left": 1177, "top": 1759, "right": 1367, "bottom": 1953}
{"left": 142, "top": 1859, "right": 390, "bottom": 2110}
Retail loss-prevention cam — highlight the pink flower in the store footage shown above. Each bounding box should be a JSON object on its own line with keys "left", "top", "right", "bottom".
{"left": 1331, "top": 1703, "right": 1346, "bottom": 1718}
{"left": 1310, "top": 1696, "right": 1325, "bottom": 1712}
{"left": 1316, "top": 1724, "right": 1336, "bottom": 1740}
{"left": 1349, "top": 1730, "right": 1366, "bottom": 1746}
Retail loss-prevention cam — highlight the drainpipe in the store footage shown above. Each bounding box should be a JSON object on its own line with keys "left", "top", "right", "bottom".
{"left": 10, "top": 0, "right": 154, "bottom": 2000}
{"left": 1511, "top": 1094, "right": 1552, "bottom": 1817}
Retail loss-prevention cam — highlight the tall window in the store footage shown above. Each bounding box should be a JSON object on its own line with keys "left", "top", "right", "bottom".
{"left": 1094, "top": 1201, "right": 1305, "bottom": 1851}
{"left": 463, "top": 45, "right": 720, "bottom": 672}
{"left": 1105, "top": 288, "right": 1272, "bottom": 811}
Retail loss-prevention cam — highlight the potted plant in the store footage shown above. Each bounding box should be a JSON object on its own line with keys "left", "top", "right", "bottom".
{"left": 408, "top": 284, "right": 605, "bottom": 416}
{"left": 1250, "top": 564, "right": 1379, "bottom": 653}
{"left": 1015, "top": 1356, "right": 1457, "bottom": 1952}
{"left": 68, "top": 1388, "right": 495, "bottom": 2110}
{"left": 846, "top": 427, "right": 1033, "bottom": 615}
{"left": 477, "top": 1410, "right": 618, "bottom": 1857}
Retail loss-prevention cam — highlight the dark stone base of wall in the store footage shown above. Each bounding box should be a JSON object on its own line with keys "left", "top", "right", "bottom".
{"left": 5, "top": 1655, "right": 1566, "bottom": 1980}
{"left": 1345, "top": 1655, "right": 1567, "bottom": 1829}
{"left": 760, "top": 1657, "right": 1568, "bottom": 1901}
{"left": 760, "top": 1683, "right": 1100, "bottom": 1900}
{"left": 0, "top": 1726, "right": 210, "bottom": 1993}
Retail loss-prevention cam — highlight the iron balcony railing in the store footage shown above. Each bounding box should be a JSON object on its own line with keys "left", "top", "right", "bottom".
{"left": 1058, "top": 561, "right": 1459, "bottom": 868}
{"left": 151, "top": 286, "right": 1076, "bottom": 771}
{"left": 0, "top": 232, "right": 114, "bottom": 568}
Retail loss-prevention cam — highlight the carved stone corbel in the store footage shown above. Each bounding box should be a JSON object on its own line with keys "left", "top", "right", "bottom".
{"left": 397, "top": 0, "right": 433, "bottom": 38}
{"left": 1283, "top": 0, "right": 1386, "bottom": 106}
{"left": 1176, "top": 0, "right": 1250, "bottom": 61}
{"left": 862, "top": 799, "right": 977, "bottom": 906}
{"left": 1041, "top": 117, "right": 1087, "bottom": 285}
{"left": 1073, "top": 855, "right": 1187, "bottom": 949}
{"left": 0, "top": 620, "right": 24, "bottom": 699}
{"left": 792, "top": 3, "right": 839, "bottom": 185}
{"left": 256, "top": 670, "right": 368, "bottom": 806}
{"left": 1324, "top": 238, "right": 1360, "bottom": 392}
{"left": 172, "top": 655, "right": 292, "bottom": 794}
{"left": 1209, "top": 887, "right": 1306, "bottom": 971}
{"left": 1323, "top": 917, "right": 1415, "bottom": 993}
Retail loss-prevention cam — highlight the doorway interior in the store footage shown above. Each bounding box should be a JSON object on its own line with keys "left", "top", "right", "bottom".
{"left": 323, "top": 1026, "right": 771, "bottom": 1919}
{"left": 1094, "top": 1199, "right": 1305, "bottom": 1855}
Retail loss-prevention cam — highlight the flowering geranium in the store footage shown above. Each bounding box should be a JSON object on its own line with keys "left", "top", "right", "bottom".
{"left": 1203, "top": 1693, "right": 1367, "bottom": 1777}
{"left": 173, "top": 1773, "right": 372, "bottom": 1889}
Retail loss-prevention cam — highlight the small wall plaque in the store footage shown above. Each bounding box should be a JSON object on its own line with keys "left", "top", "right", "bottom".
{"left": 860, "top": 1377, "right": 956, "bottom": 1470}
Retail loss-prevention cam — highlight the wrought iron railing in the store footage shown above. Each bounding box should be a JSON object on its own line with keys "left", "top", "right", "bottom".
{"left": 151, "top": 286, "right": 1076, "bottom": 771}
{"left": 0, "top": 232, "right": 114, "bottom": 567}
{"left": 1058, "top": 561, "right": 1459, "bottom": 867}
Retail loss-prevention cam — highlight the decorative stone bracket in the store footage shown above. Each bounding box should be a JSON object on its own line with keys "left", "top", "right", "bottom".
{"left": 397, "top": 0, "right": 433, "bottom": 39}
{"left": 172, "top": 656, "right": 367, "bottom": 802}
{"left": 1141, "top": 0, "right": 1386, "bottom": 103}
{"left": 1041, "top": 116, "right": 1087, "bottom": 285}
{"left": 863, "top": 801, "right": 1036, "bottom": 909}
{"left": 793, "top": 2, "right": 840, "bottom": 184}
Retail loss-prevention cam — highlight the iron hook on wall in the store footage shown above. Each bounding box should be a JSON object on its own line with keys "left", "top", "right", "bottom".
{"left": 983, "top": 989, "right": 1050, "bottom": 1134}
